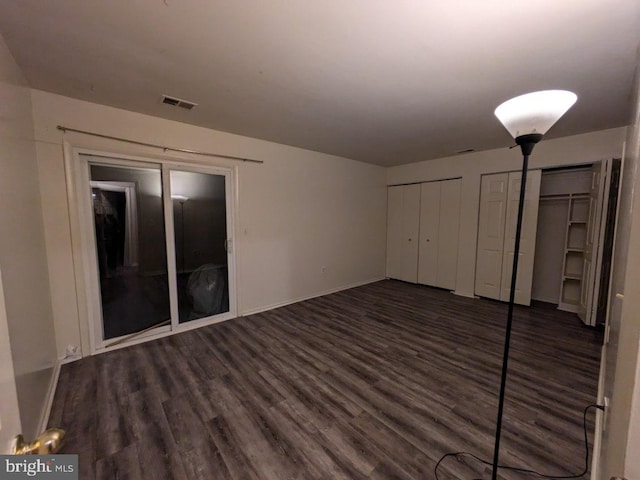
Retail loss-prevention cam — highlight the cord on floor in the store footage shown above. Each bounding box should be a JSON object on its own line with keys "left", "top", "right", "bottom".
{"left": 434, "top": 404, "right": 605, "bottom": 480}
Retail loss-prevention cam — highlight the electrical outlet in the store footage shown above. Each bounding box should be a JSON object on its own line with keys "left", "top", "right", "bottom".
{"left": 603, "top": 396, "right": 610, "bottom": 430}
{"left": 321, "top": 266, "right": 327, "bottom": 275}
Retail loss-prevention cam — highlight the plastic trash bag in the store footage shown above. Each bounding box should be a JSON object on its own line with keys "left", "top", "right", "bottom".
{"left": 186, "top": 264, "right": 228, "bottom": 319}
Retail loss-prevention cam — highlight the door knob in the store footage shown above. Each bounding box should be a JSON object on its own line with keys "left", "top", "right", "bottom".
{"left": 11, "top": 428, "right": 65, "bottom": 455}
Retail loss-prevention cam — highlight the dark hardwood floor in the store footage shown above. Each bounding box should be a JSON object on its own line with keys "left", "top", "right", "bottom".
{"left": 48, "top": 280, "right": 603, "bottom": 480}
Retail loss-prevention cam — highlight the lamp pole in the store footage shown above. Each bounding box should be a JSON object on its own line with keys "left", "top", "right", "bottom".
{"left": 490, "top": 91, "right": 576, "bottom": 479}
{"left": 490, "top": 133, "right": 541, "bottom": 480}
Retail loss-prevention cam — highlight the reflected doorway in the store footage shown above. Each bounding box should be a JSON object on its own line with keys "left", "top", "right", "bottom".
{"left": 90, "top": 166, "right": 171, "bottom": 340}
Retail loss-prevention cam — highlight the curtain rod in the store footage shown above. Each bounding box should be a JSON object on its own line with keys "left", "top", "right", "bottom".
{"left": 56, "top": 125, "right": 264, "bottom": 164}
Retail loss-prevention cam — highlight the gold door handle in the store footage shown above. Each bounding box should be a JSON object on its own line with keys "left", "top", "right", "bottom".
{"left": 11, "top": 428, "right": 65, "bottom": 454}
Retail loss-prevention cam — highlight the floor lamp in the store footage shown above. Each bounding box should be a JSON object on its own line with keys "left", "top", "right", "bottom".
{"left": 491, "top": 90, "right": 577, "bottom": 480}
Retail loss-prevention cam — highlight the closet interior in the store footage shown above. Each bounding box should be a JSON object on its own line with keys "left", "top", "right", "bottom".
{"left": 532, "top": 160, "right": 620, "bottom": 326}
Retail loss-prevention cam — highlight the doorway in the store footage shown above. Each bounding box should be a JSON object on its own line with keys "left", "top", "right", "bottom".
{"left": 532, "top": 160, "right": 620, "bottom": 326}
{"left": 79, "top": 152, "right": 236, "bottom": 352}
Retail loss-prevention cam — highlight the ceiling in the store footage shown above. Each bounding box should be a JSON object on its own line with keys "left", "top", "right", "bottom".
{"left": 0, "top": 1, "right": 638, "bottom": 166}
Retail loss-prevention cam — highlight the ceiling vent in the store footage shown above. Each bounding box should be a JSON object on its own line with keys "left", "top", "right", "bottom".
{"left": 161, "top": 95, "right": 198, "bottom": 110}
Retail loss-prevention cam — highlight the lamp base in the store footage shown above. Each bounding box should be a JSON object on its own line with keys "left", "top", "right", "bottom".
{"left": 515, "top": 133, "right": 543, "bottom": 156}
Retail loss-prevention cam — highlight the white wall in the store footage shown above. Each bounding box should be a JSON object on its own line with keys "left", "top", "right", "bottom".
{"left": 387, "top": 127, "right": 626, "bottom": 298}
{"left": 0, "top": 33, "right": 57, "bottom": 439}
{"left": 599, "top": 48, "right": 640, "bottom": 479}
{"left": 627, "top": 355, "right": 640, "bottom": 479}
{"left": 30, "top": 90, "right": 387, "bottom": 359}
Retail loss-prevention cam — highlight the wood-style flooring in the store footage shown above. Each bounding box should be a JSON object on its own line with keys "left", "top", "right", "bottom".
{"left": 48, "top": 280, "right": 603, "bottom": 480}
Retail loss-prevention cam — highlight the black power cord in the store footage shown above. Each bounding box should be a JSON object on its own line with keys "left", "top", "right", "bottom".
{"left": 434, "top": 404, "right": 605, "bottom": 480}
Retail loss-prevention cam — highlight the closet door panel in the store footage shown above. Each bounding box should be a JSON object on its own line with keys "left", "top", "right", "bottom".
{"left": 401, "top": 184, "right": 421, "bottom": 283}
{"left": 386, "top": 186, "right": 404, "bottom": 280}
{"left": 579, "top": 160, "right": 609, "bottom": 325}
{"left": 475, "top": 173, "right": 509, "bottom": 299}
{"left": 437, "top": 179, "right": 461, "bottom": 290}
{"left": 418, "top": 182, "right": 440, "bottom": 286}
{"left": 386, "top": 184, "right": 421, "bottom": 283}
{"left": 499, "top": 170, "right": 541, "bottom": 305}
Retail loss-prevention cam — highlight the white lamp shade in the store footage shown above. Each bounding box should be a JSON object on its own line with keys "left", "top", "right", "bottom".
{"left": 494, "top": 90, "right": 577, "bottom": 139}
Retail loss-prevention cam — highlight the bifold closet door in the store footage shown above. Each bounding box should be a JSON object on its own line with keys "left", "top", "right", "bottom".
{"left": 386, "top": 184, "right": 420, "bottom": 283}
{"left": 418, "top": 179, "right": 461, "bottom": 290}
{"left": 475, "top": 173, "right": 509, "bottom": 300}
{"left": 418, "top": 182, "right": 440, "bottom": 286}
{"left": 579, "top": 159, "right": 611, "bottom": 325}
{"left": 475, "top": 170, "right": 541, "bottom": 305}
{"left": 499, "top": 170, "right": 541, "bottom": 305}
{"left": 437, "top": 179, "right": 461, "bottom": 289}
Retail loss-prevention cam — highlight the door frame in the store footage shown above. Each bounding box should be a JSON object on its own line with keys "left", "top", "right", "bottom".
{"left": 0, "top": 268, "right": 22, "bottom": 452}
{"left": 70, "top": 147, "right": 238, "bottom": 355}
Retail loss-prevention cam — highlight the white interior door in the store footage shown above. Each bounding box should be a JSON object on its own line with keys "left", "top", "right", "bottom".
{"left": 437, "top": 178, "right": 461, "bottom": 290}
{"left": 475, "top": 173, "right": 509, "bottom": 299}
{"left": 579, "top": 159, "right": 611, "bottom": 325}
{"left": 418, "top": 182, "right": 440, "bottom": 286}
{"left": 0, "top": 269, "right": 22, "bottom": 452}
{"left": 499, "top": 170, "right": 541, "bottom": 305}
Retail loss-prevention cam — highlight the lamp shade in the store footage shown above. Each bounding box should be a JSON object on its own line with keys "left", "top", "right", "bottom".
{"left": 494, "top": 90, "right": 577, "bottom": 139}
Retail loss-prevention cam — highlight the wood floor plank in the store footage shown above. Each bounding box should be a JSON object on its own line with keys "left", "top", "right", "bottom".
{"left": 50, "top": 280, "right": 602, "bottom": 479}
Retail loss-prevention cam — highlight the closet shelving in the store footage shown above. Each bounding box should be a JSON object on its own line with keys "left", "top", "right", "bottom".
{"left": 558, "top": 193, "right": 589, "bottom": 312}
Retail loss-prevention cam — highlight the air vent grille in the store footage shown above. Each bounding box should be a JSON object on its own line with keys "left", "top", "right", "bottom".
{"left": 162, "top": 95, "right": 197, "bottom": 110}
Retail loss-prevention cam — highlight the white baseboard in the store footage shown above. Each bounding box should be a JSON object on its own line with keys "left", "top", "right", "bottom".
{"left": 60, "top": 353, "right": 82, "bottom": 365}
{"left": 453, "top": 290, "right": 477, "bottom": 299}
{"left": 241, "top": 277, "right": 386, "bottom": 317}
{"left": 37, "top": 360, "right": 62, "bottom": 434}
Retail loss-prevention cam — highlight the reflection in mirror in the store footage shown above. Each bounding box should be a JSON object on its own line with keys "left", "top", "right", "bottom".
{"left": 90, "top": 163, "right": 171, "bottom": 339}
{"left": 170, "top": 171, "right": 229, "bottom": 322}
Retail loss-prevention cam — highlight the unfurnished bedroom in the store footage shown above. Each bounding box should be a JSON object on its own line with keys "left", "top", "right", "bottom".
{"left": 0, "top": 2, "right": 639, "bottom": 480}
